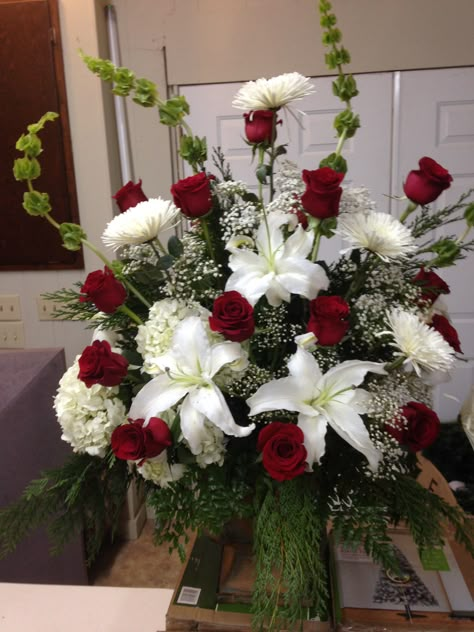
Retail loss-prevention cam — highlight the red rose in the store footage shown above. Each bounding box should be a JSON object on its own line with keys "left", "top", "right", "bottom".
{"left": 431, "top": 314, "right": 462, "bottom": 353}
{"left": 301, "top": 167, "right": 344, "bottom": 219}
{"left": 244, "top": 110, "right": 281, "bottom": 144}
{"left": 257, "top": 422, "right": 307, "bottom": 482}
{"left": 386, "top": 402, "right": 440, "bottom": 452}
{"left": 80, "top": 267, "right": 127, "bottom": 314}
{"left": 143, "top": 417, "right": 173, "bottom": 458}
{"left": 111, "top": 423, "right": 147, "bottom": 461}
{"left": 78, "top": 340, "right": 128, "bottom": 387}
{"left": 112, "top": 179, "right": 148, "bottom": 213}
{"left": 413, "top": 267, "right": 450, "bottom": 304}
{"left": 307, "top": 295, "right": 350, "bottom": 346}
{"left": 209, "top": 291, "right": 255, "bottom": 342}
{"left": 111, "top": 417, "right": 172, "bottom": 462}
{"left": 403, "top": 157, "right": 453, "bottom": 206}
{"left": 171, "top": 172, "right": 214, "bottom": 218}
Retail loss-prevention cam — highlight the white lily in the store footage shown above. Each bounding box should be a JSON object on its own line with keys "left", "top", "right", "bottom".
{"left": 225, "top": 212, "right": 329, "bottom": 307}
{"left": 247, "top": 346, "right": 386, "bottom": 471}
{"left": 129, "top": 316, "right": 254, "bottom": 453}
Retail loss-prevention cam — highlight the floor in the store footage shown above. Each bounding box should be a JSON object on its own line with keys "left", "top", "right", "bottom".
{"left": 89, "top": 520, "right": 189, "bottom": 589}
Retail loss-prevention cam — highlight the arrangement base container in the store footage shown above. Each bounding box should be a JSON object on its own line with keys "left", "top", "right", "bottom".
{"left": 166, "top": 531, "right": 331, "bottom": 631}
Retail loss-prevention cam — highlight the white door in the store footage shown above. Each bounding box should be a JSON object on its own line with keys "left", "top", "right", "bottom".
{"left": 395, "top": 67, "right": 474, "bottom": 420}
{"left": 181, "top": 73, "right": 393, "bottom": 263}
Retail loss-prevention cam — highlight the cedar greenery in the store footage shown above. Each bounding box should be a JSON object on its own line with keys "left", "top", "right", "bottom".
{"left": 0, "top": 453, "right": 130, "bottom": 564}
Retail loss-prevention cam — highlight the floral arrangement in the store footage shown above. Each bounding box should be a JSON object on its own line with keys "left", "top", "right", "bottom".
{"left": 2, "top": 2, "right": 474, "bottom": 630}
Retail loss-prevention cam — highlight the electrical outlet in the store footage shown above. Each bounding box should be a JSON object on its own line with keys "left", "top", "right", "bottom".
{"left": 36, "top": 297, "right": 62, "bottom": 321}
{"left": 0, "top": 295, "right": 21, "bottom": 321}
{"left": 0, "top": 321, "right": 25, "bottom": 348}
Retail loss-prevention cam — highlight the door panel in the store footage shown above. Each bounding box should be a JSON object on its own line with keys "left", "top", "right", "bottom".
{"left": 396, "top": 68, "right": 474, "bottom": 420}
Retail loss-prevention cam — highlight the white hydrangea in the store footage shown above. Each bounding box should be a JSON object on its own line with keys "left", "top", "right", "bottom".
{"left": 136, "top": 298, "right": 210, "bottom": 376}
{"left": 137, "top": 452, "right": 186, "bottom": 487}
{"left": 184, "top": 420, "right": 226, "bottom": 468}
{"left": 54, "top": 359, "right": 126, "bottom": 457}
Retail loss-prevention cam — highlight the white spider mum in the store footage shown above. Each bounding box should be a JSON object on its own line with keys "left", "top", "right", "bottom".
{"left": 102, "top": 198, "right": 179, "bottom": 251}
{"left": 336, "top": 211, "right": 416, "bottom": 261}
{"left": 232, "top": 72, "right": 315, "bottom": 111}
{"left": 381, "top": 309, "right": 456, "bottom": 376}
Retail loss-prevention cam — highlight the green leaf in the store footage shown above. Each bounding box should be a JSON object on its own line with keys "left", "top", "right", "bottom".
{"left": 179, "top": 134, "right": 207, "bottom": 167}
{"left": 59, "top": 222, "right": 86, "bottom": 251}
{"left": 319, "top": 153, "right": 347, "bottom": 174}
{"left": 132, "top": 78, "right": 158, "bottom": 107}
{"left": 274, "top": 144, "right": 287, "bottom": 158}
{"left": 464, "top": 202, "right": 474, "bottom": 227}
{"left": 319, "top": 216, "right": 338, "bottom": 238}
{"left": 26, "top": 111, "right": 59, "bottom": 134}
{"left": 241, "top": 192, "right": 260, "bottom": 204}
{"left": 168, "top": 235, "right": 184, "bottom": 258}
{"left": 112, "top": 67, "right": 136, "bottom": 96}
{"left": 156, "top": 254, "right": 174, "bottom": 270}
{"left": 22, "top": 191, "right": 51, "bottom": 216}
{"left": 13, "top": 157, "right": 41, "bottom": 181}
{"left": 159, "top": 96, "right": 190, "bottom": 127}
{"left": 256, "top": 164, "right": 268, "bottom": 184}
{"left": 16, "top": 133, "right": 42, "bottom": 158}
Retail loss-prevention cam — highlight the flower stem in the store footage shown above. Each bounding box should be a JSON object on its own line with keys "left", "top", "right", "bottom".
{"left": 310, "top": 222, "right": 322, "bottom": 262}
{"left": 334, "top": 127, "right": 347, "bottom": 158}
{"left": 118, "top": 304, "right": 143, "bottom": 326}
{"left": 200, "top": 217, "right": 215, "bottom": 262}
{"left": 457, "top": 225, "right": 471, "bottom": 244}
{"left": 385, "top": 356, "right": 406, "bottom": 372}
{"left": 399, "top": 201, "right": 418, "bottom": 224}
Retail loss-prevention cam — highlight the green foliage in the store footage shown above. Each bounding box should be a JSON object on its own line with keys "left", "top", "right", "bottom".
{"left": 252, "top": 478, "right": 329, "bottom": 632}
{"left": 26, "top": 111, "right": 59, "bottom": 134}
{"left": 334, "top": 109, "right": 360, "bottom": 138}
{"left": 159, "top": 95, "right": 190, "bottom": 127}
{"left": 22, "top": 190, "right": 51, "bottom": 216}
{"left": 0, "top": 454, "right": 131, "bottom": 565}
{"left": 179, "top": 134, "right": 207, "bottom": 170}
{"left": 464, "top": 202, "right": 474, "bottom": 227}
{"left": 13, "top": 156, "right": 41, "bottom": 181}
{"left": 429, "top": 238, "right": 461, "bottom": 267}
{"left": 319, "top": 152, "right": 347, "bottom": 173}
{"left": 132, "top": 78, "right": 158, "bottom": 107}
{"left": 168, "top": 235, "right": 184, "bottom": 258}
{"left": 16, "top": 133, "right": 42, "bottom": 158}
{"left": 147, "top": 461, "right": 254, "bottom": 561}
{"left": 59, "top": 222, "right": 87, "bottom": 251}
{"left": 409, "top": 189, "right": 474, "bottom": 238}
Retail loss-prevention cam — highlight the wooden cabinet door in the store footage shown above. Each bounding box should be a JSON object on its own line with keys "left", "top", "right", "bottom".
{"left": 0, "top": 0, "right": 83, "bottom": 269}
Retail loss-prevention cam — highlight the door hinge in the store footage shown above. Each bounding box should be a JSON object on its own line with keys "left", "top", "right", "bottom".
{"left": 49, "top": 26, "right": 57, "bottom": 46}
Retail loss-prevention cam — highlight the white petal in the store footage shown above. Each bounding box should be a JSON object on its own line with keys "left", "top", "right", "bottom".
{"left": 209, "top": 341, "right": 245, "bottom": 377}
{"left": 180, "top": 395, "right": 207, "bottom": 454}
{"left": 298, "top": 414, "right": 328, "bottom": 469}
{"left": 189, "top": 384, "right": 255, "bottom": 438}
{"left": 277, "top": 257, "right": 329, "bottom": 301}
{"left": 287, "top": 346, "right": 323, "bottom": 392}
{"left": 170, "top": 317, "right": 210, "bottom": 376}
{"left": 281, "top": 225, "right": 313, "bottom": 259}
{"left": 324, "top": 401, "right": 381, "bottom": 471}
{"left": 322, "top": 360, "right": 386, "bottom": 392}
{"left": 129, "top": 375, "right": 189, "bottom": 421}
{"left": 265, "top": 277, "right": 290, "bottom": 306}
{"left": 227, "top": 248, "right": 267, "bottom": 273}
{"left": 256, "top": 212, "right": 287, "bottom": 259}
{"left": 247, "top": 376, "right": 314, "bottom": 417}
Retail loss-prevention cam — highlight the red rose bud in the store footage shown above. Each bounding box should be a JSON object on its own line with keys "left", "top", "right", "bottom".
{"left": 111, "top": 423, "right": 147, "bottom": 461}
{"left": 386, "top": 401, "right": 440, "bottom": 452}
{"left": 209, "top": 291, "right": 255, "bottom": 342}
{"left": 143, "top": 417, "right": 173, "bottom": 458}
{"left": 403, "top": 156, "right": 452, "bottom": 206}
{"left": 257, "top": 422, "right": 307, "bottom": 482}
{"left": 80, "top": 267, "right": 127, "bottom": 314}
{"left": 431, "top": 314, "right": 462, "bottom": 353}
{"left": 413, "top": 267, "right": 450, "bottom": 304}
{"left": 78, "top": 339, "right": 128, "bottom": 388}
{"left": 171, "top": 172, "right": 214, "bottom": 218}
{"left": 244, "top": 110, "right": 281, "bottom": 144}
{"left": 307, "top": 295, "right": 350, "bottom": 346}
{"left": 113, "top": 179, "right": 148, "bottom": 213}
{"left": 301, "top": 167, "right": 344, "bottom": 219}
